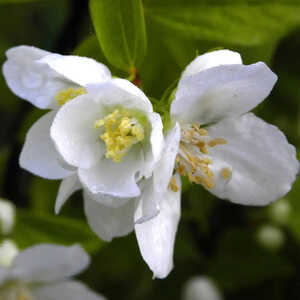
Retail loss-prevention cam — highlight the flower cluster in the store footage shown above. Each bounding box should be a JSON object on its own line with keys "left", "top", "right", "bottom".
{"left": 3, "top": 46, "right": 299, "bottom": 279}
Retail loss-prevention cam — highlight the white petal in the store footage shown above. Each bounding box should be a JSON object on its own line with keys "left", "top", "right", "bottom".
{"left": 39, "top": 54, "right": 111, "bottom": 86}
{"left": 50, "top": 95, "right": 105, "bottom": 169}
{"left": 182, "top": 49, "right": 242, "bottom": 78}
{"left": 20, "top": 111, "right": 73, "bottom": 179}
{"left": 10, "top": 244, "right": 89, "bottom": 283}
{"left": 86, "top": 79, "right": 153, "bottom": 113}
{"left": 171, "top": 62, "right": 277, "bottom": 125}
{"left": 84, "top": 191, "right": 135, "bottom": 242}
{"left": 207, "top": 113, "right": 299, "bottom": 206}
{"left": 141, "top": 112, "right": 164, "bottom": 178}
{"left": 134, "top": 178, "right": 160, "bottom": 224}
{"left": 78, "top": 146, "right": 143, "bottom": 198}
{"left": 55, "top": 174, "right": 82, "bottom": 214}
{"left": 182, "top": 276, "right": 223, "bottom": 300}
{"left": 6, "top": 45, "right": 50, "bottom": 60}
{"left": 154, "top": 123, "right": 181, "bottom": 194}
{"left": 3, "top": 46, "right": 69, "bottom": 109}
{"left": 32, "top": 280, "right": 106, "bottom": 300}
{"left": 135, "top": 174, "right": 181, "bottom": 279}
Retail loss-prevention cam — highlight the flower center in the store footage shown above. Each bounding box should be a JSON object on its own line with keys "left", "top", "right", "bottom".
{"left": 0, "top": 281, "right": 33, "bottom": 300}
{"left": 55, "top": 87, "right": 87, "bottom": 106}
{"left": 94, "top": 108, "right": 145, "bottom": 162}
{"left": 175, "top": 122, "right": 230, "bottom": 190}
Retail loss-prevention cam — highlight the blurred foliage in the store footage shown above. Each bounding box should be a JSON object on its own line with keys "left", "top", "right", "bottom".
{"left": 0, "top": 0, "right": 300, "bottom": 299}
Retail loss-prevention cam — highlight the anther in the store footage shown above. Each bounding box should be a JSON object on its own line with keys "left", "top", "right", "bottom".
{"left": 169, "top": 176, "right": 180, "bottom": 192}
{"left": 221, "top": 168, "right": 231, "bottom": 180}
{"left": 208, "top": 138, "right": 227, "bottom": 147}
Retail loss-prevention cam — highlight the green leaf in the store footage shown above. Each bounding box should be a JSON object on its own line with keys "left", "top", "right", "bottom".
{"left": 10, "top": 210, "right": 104, "bottom": 254}
{"left": 145, "top": 1, "right": 300, "bottom": 46}
{"left": 89, "top": 0, "right": 147, "bottom": 72}
{"left": 142, "top": 0, "right": 300, "bottom": 71}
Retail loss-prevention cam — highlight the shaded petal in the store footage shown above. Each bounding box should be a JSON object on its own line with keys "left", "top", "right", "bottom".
{"left": 39, "top": 54, "right": 111, "bottom": 86}
{"left": 181, "top": 49, "right": 242, "bottom": 78}
{"left": 171, "top": 62, "right": 277, "bottom": 125}
{"left": 10, "top": 244, "right": 89, "bottom": 283}
{"left": 78, "top": 146, "right": 143, "bottom": 198}
{"left": 3, "top": 45, "right": 69, "bottom": 109}
{"left": 134, "top": 178, "right": 160, "bottom": 224}
{"left": 141, "top": 112, "right": 164, "bottom": 178}
{"left": 86, "top": 78, "right": 153, "bottom": 113}
{"left": 135, "top": 174, "right": 181, "bottom": 279}
{"left": 87, "top": 190, "right": 131, "bottom": 208}
{"left": 20, "top": 111, "right": 73, "bottom": 179}
{"left": 32, "top": 280, "right": 106, "bottom": 300}
{"left": 207, "top": 113, "right": 299, "bottom": 205}
{"left": 84, "top": 191, "right": 135, "bottom": 242}
{"left": 55, "top": 174, "right": 81, "bottom": 214}
{"left": 154, "top": 123, "right": 181, "bottom": 194}
{"left": 135, "top": 124, "right": 181, "bottom": 224}
{"left": 50, "top": 95, "right": 105, "bottom": 169}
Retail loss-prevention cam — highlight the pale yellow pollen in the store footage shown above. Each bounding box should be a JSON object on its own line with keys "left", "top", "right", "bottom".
{"left": 55, "top": 87, "right": 87, "bottom": 106}
{"left": 203, "top": 177, "right": 215, "bottom": 189}
{"left": 168, "top": 176, "right": 180, "bottom": 192}
{"left": 94, "top": 109, "right": 145, "bottom": 162}
{"left": 176, "top": 123, "right": 229, "bottom": 190}
{"left": 192, "top": 123, "right": 208, "bottom": 136}
{"left": 221, "top": 167, "right": 231, "bottom": 180}
{"left": 178, "top": 164, "right": 186, "bottom": 175}
{"left": 208, "top": 138, "right": 227, "bottom": 147}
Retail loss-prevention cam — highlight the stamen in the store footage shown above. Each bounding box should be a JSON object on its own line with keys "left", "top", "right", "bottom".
{"left": 55, "top": 87, "right": 86, "bottom": 106}
{"left": 169, "top": 176, "right": 180, "bottom": 192}
{"left": 94, "top": 109, "right": 145, "bottom": 162}
{"left": 175, "top": 123, "right": 229, "bottom": 191}
{"left": 192, "top": 123, "right": 208, "bottom": 136}
{"left": 208, "top": 138, "right": 227, "bottom": 147}
{"left": 221, "top": 167, "right": 231, "bottom": 179}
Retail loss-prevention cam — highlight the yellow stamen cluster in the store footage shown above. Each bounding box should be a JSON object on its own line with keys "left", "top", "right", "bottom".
{"left": 94, "top": 109, "right": 145, "bottom": 162}
{"left": 176, "top": 122, "right": 228, "bottom": 190}
{"left": 55, "top": 87, "right": 86, "bottom": 106}
{"left": 168, "top": 176, "right": 180, "bottom": 192}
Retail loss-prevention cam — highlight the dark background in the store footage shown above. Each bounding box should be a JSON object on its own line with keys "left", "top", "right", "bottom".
{"left": 0, "top": 0, "right": 300, "bottom": 299}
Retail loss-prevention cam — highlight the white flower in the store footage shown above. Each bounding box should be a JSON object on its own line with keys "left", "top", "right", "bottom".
{"left": 169, "top": 49, "right": 299, "bottom": 206}
{"left": 182, "top": 276, "right": 223, "bottom": 300}
{"left": 0, "top": 199, "right": 16, "bottom": 235}
{"left": 2, "top": 45, "right": 111, "bottom": 180}
{"left": 0, "top": 240, "right": 18, "bottom": 268}
{"left": 51, "top": 78, "right": 163, "bottom": 202}
{"left": 54, "top": 123, "right": 179, "bottom": 279}
{"left": 0, "top": 244, "right": 106, "bottom": 300}
{"left": 135, "top": 49, "right": 299, "bottom": 279}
